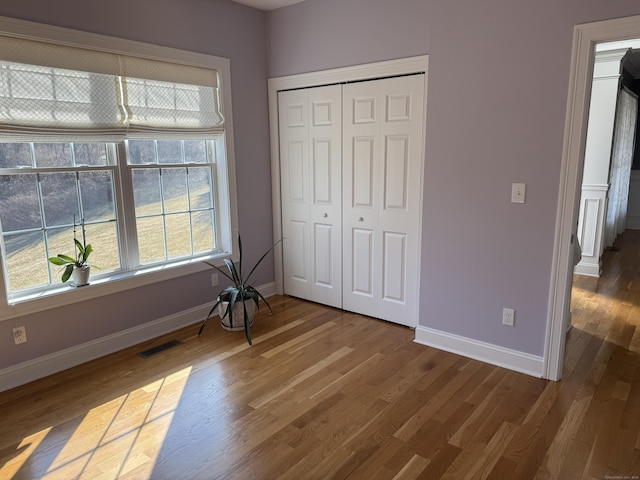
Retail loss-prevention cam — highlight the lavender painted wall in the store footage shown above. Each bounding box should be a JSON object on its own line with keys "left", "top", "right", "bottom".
{"left": 0, "top": 0, "right": 273, "bottom": 369}
{"left": 267, "top": 0, "right": 640, "bottom": 356}
{"left": 266, "top": 0, "right": 430, "bottom": 77}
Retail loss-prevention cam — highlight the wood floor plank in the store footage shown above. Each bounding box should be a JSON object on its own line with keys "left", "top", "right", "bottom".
{"left": 390, "top": 454, "right": 430, "bottom": 480}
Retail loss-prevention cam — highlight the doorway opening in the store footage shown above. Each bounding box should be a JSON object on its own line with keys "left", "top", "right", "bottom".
{"left": 546, "top": 14, "right": 640, "bottom": 380}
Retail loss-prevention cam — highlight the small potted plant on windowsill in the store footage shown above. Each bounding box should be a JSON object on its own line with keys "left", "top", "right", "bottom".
{"left": 198, "top": 233, "right": 282, "bottom": 345}
{"left": 48, "top": 215, "right": 93, "bottom": 287}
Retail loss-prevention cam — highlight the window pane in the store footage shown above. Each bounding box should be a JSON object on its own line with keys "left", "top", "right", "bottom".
{"left": 0, "top": 143, "right": 32, "bottom": 168}
{"left": 34, "top": 143, "right": 72, "bottom": 168}
{"left": 162, "top": 168, "right": 188, "bottom": 212}
{"left": 189, "top": 167, "right": 214, "bottom": 210}
{"left": 157, "top": 140, "right": 183, "bottom": 164}
{"left": 165, "top": 213, "right": 191, "bottom": 258}
{"left": 0, "top": 174, "right": 42, "bottom": 231}
{"left": 192, "top": 210, "right": 214, "bottom": 253}
{"left": 4, "top": 231, "right": 49, "bottom": 291}
{"left": 40, "top": 172, "right": 79, "bottom": 227}
{"left": 46, "top": 226, "right": 76, "bottom": 284}
{"left": 132, "top": 169, "right": 162, "bottom": 215}
{"left": 184, "top": 140, "right": 207, "bottom": 164}
{"left": 133, "top": 161, "right": 217, "bottom": 265}
{"left": 47, "top": 226, "right": 75, "bottom": 258}
{"left": 79, "top": 171, "right": 116, "bottom": 222}
{"left": 128, "top": 139, "right": 155, "bottom": 165}
{"left": 73, "top": 143, "right": 109, "bottom": 167}
{"left": 137, "top": 216, "right": 166, "bottom": 264}
{"left": 84, "top": 222, "right": 120, "bottom": 272}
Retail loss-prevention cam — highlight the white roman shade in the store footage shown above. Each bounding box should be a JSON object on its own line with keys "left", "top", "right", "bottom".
{"left": 0, "top": 34, "right": 223, "bottom": 136}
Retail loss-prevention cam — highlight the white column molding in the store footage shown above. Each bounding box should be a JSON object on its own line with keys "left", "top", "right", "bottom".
{"left": 576, "top": 48, "right": 627, "bottom": 278}
{"left": 575, "top": 184, "right": 609, "bottom": 276}
{"left": 582, "top": 49, "right": 626, "bottom": 186}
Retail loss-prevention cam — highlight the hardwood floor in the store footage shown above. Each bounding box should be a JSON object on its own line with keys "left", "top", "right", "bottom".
{"left": 1, "top": 231, "right": 639, "bottom": 479}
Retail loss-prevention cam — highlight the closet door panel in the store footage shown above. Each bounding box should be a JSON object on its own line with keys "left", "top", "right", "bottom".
{"left": 384, "top": 135, "right": 410, "bottom": 210}
{"left": 279, "top": 85, "right": 342, "bottom": 308}
{"left": 351, "top": 227, "right": 374, "bottom": 297}
{"left": 288, "top": 220, "right": 308, "bottom": 283}
{"left": 308, "top": 87, "right": 342, "bottom": 307}
{"left": 313, "top": 139, "right": 332, "bottom": 203}
{"left": 313, "top": 223, "right": 334, "bottom": 286}
{"left": 382, "top": 231, "right": 406, "bottom": 303}
{"left": 343, "top": 75, "right": 424, "bottom": 326}
{"left": 279, "top": 90, "right": 310, "bottom": 300}
{"left": 377, "top": 76, "right": 423, "bottom": 324}
{"left": 352, "top": 137, "right": 376, "bottom": 208}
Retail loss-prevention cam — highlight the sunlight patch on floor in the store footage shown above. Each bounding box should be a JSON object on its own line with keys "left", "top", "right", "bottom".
{"left": 0, "top": 427, "right": 52, "bottom": 478}
{"left": 2, "top": 366, "right": 192, "bottom": 480}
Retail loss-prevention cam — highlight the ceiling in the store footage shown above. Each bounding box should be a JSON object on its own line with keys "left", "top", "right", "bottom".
{"left": 230, "top": 0, "right": 307, "bottom": 10}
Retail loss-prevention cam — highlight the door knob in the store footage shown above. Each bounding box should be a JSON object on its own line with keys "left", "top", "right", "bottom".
{"left": 323, "top": 213, "right": 328, "bottom": 218}
{"left": 358, "top": 217, "right": 364, "bottom": 222}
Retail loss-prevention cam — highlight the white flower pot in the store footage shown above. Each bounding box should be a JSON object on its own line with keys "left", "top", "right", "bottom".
{"left": 218, "top": 299, "right": 256, "bottom": 331}
{"left": 71, "top": 264, "right": 91, "bottom": 287}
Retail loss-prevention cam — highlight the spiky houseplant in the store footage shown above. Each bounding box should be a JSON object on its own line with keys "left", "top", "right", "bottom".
{"left": 198, "top": 234, "right": 281, "bottom": 345}
{"left": 48, "top": 215, "right": 93, "bottom": 284}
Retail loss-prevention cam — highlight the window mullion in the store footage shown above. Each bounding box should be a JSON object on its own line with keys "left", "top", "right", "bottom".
{"left": 158, "top": 167, "right": 170, "bottom": 262}
{"left": 209, "top": 140, "right": 222, "bottom": 252}
{"left": 182, "top": 141, "right": 194, "bottom": 255}
{"left": 35, "top": 171, "right": 54, "bottom": 283}
{"left": 75, "top": 171, "right": 84, "bottom": 226}
{"left": 117, "top": 142, "right": 139, "bottom": 269}
{"left": 183, "top": 167, "right": 191, "bottom": 256}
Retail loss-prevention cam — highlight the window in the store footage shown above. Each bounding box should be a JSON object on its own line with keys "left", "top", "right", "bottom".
{"left": 128, "top": 139, "right": 219, "bottom": 265}
{"left": 0, "top": 141, "right": 120, "bottom": 293}
{"left": 0, "top": 18, "right": 237, "bottom": 317}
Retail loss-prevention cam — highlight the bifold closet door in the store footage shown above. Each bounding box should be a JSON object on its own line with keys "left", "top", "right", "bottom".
{"left": 278, "top": 85, "right": 343, "bottom": 308}
{"left": 342, "top": 75, "right": 424, "bottom": 327}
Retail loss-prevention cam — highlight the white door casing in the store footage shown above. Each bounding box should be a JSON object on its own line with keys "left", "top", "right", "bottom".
{"left": 279, "top": 85, "right": 343, "bottom": 308}
{"left": 342, "top": 75, "right": 424, "bottom": 326}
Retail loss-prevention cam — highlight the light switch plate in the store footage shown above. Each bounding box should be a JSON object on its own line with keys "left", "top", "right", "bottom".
{"left": 511, "top": 183, "right": 526, "bottom": 203}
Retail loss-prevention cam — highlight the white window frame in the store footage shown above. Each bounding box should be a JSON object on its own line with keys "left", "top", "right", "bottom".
{"left": 0, "top": 16, "right": 239, "bottom": 321}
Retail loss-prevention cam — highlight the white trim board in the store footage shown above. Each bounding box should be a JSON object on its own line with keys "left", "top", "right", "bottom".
{"left": 574, "top": 262, "right": 601, "bottom": 277}
{"left": 627, "top": 216, "right": 640, "bottom": 230}
{"left": 415, "top": 326, "right": 544, "bottom": 378}
{"left": 0, "top": 282, "right": 276, "bottom": 392}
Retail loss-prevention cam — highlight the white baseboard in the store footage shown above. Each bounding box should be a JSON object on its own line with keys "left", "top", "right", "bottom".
{"left": 0, "top": 282, "right": 276, "bottom": 393}
{"left": 574, "top": 261, "right": 601, "bottom": 277}
{"left": 0, "top": 303, "right": 209, "bottom": 393}
{"left": 414, "top": 325, "right": 544, "bottom": 378}
{"left": 626, "top": 215, "right": 640, "bottom": 230}
{"left": 260, "top": 282, "right": 276, "bottom": 298}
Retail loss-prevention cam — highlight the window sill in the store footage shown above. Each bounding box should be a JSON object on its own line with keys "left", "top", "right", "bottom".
{"left": 0, "top": 253, "right": 228, "bottom": 321}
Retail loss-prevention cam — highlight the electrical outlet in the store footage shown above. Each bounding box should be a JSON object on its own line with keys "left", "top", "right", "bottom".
{"left": 211, "top": 273, "right": 219, "bottom": 287}
{"left": 13, "top": 326, "right": 27, "bottom": 345}
{"left": 502, "top": 308, "right": 515, "bottom": 326}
